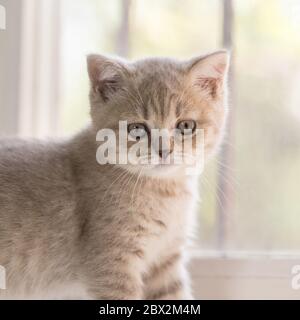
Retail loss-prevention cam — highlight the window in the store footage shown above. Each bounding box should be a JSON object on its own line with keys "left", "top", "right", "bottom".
{"left": 1, "top": 0, "right": 300, "bottom": 299}
{"left": 59, "top": 0, "right": 300, "bottom": 254}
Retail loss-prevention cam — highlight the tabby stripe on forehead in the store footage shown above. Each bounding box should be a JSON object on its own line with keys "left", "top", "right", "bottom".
{"left": 152, "top": 92, "right": 160, "bottom": 119}
{"left": 139, "top": 96, "right": 149, "bottom": 119}
{"left": 168, "top": 91, "right": 176, "bottom": 115}
{"left": 161, "top": 87, "right": 171, "bottom": 121}
{"left": 176, "top": 101, "right": 182, "bottom": 118}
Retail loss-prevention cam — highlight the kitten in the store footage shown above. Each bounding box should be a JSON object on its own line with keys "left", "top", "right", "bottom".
{"left": 0, "top": 51, "right": 229, "bottom": 299}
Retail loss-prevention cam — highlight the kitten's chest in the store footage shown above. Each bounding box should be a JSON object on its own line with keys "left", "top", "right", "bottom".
{"left": 136, "top": 185, "right": 197, "bottom": 264}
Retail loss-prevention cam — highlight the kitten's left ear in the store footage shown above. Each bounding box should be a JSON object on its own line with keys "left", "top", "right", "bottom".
{"left": 187, "top": 50, "right": 230, "bottom": 99}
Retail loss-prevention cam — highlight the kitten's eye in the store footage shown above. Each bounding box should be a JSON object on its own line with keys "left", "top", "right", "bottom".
{"left": 128, "top": 123, "right": 148, "bottom": 140}
{"left": 176, "top": 120, "right": 196, "bottom": 135}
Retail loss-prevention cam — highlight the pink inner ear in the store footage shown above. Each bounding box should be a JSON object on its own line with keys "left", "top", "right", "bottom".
{"left": 88, "top": 60, "right": 102, "bottom": 84}
{"left": 195, "top": 77, "right": 221, "bottom": 99}
{"left": 213, "top": 63, "right": 226, "bottom": 75}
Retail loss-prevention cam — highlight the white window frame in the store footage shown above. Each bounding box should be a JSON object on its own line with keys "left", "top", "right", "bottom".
{"left": 2, "top": 0, "right": 300, "bottom": 300}
{"left": 191, "top": 251, "right": 300, "bottom": 299}
{"left": 0, "top": 0, "right": 22, "bottom": 136}
{"left": 0, "top": 0, "right": 61, "bottom": 138}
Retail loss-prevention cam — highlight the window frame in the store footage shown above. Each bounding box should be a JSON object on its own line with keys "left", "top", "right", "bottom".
{"left": 0, "top": 0, "right": 22, "bottom": 136}
{"left": 0, "top": 0, "right": 61, "bottom": 138}
{"left": 2, "top": 0, "right": 300, "bottom": 300}
{"left": 190, "top": 252, "right": 300, "bottom": 299}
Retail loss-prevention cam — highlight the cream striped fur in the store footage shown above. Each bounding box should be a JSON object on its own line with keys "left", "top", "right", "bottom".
{"left": 0, "top": 52, "right": 229, "bottom": 299}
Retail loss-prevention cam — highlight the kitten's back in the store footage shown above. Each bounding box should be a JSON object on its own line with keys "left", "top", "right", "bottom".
{"left": 0, "top": 138, "right": 80, "bottom": 294}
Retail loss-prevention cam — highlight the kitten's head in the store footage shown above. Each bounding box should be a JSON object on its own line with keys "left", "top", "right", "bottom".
{"left": 87, "top": 52, "right": 229, "bottom": 178}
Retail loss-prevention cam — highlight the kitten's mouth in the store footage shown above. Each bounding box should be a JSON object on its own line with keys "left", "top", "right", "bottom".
{"left": 149, "top": 163, "right": 181, "bottom": 173}
{"left": 139, "top": 156, "right": 179, "bottom": 167}
{"left": 141, "top": 161, "right": 178, "bottom": 169}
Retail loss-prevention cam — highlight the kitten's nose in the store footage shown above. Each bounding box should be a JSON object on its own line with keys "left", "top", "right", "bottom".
{"left": 158, "top": 149, "right": 171, "bottom": 160}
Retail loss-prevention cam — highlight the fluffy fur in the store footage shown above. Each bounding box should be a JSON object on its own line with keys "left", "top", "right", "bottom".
{"left": 0, "top": 51, "right": 229, "bottom": 299}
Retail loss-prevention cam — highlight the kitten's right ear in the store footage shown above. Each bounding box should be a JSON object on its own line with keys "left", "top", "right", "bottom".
{"left": 87, "top": 54, "right": 126, "bottom": 102}
{"left": 186, "top": 50, "right": 230, "bottom": 100}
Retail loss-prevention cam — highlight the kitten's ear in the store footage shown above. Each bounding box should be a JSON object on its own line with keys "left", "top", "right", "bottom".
{"left": 187, "top": 50, "right": 230, "bottom": 99}
{"left": 87, "top": 54, "right": 126, "bottom": 102}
